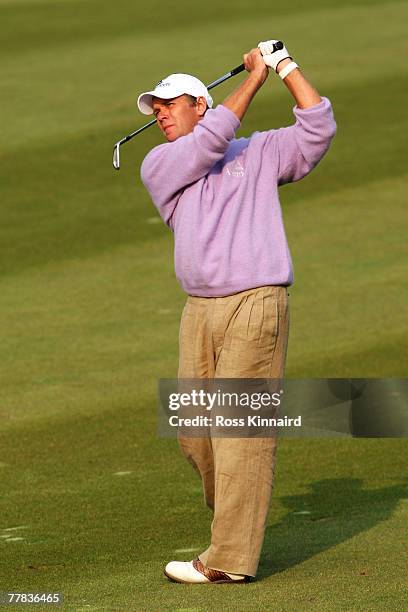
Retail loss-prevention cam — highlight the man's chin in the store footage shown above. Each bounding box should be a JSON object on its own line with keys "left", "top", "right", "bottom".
{"left": 165, "top": 132, "right": 180, "bottom": 142}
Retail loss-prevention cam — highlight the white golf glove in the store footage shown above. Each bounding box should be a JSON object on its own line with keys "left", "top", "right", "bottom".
{"left": 258, "top": 39, "right": 291, "bottom": 72}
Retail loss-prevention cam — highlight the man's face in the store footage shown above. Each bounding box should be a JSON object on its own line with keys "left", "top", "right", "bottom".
{"left": 152, "top": 95, "right": 206, "bottom": 142}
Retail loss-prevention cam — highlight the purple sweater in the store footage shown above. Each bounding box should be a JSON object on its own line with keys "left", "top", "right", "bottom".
{"left": 141, "top": 97, "right": 336, "bottom": 297}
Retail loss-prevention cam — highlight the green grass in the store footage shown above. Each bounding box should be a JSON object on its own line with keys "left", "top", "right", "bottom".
{"left": 1, "top": 0, "right": 408, "bottom": 609}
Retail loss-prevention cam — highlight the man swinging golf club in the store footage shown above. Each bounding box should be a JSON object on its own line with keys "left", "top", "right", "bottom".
{"left": 138, "top": 40, "right": 336, "bottom": 583}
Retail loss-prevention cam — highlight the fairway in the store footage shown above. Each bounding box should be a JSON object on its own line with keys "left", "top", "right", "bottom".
{"left": 1, "top": 0, "right": 407, "bottom": 610}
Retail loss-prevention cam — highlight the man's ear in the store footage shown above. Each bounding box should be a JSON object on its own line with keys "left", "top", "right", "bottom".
{"left": 196, "top": 96, "right": 208, "bottom": 117}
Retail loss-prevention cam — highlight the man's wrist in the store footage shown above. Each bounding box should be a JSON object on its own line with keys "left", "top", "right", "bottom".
{"left": 276, "top": 57, "right": 293, "bottom": 74}
{"left": 246, "top": 69, "right": 268, "bottom": 89}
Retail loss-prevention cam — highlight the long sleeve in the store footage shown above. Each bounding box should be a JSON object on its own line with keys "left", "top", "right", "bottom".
{"left": 256, "top": 96, "right": 337, "bottom": 185}
{"left": 140, "top": 105, "right": 240, "bottom": 225}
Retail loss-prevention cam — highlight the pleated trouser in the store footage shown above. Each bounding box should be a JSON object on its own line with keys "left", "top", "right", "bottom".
{"left": 177, "top": 285, "right": 289, "bottom": 577}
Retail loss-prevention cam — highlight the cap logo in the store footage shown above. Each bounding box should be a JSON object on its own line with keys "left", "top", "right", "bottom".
{"left": 156, "top": 80, "right": 170, "bottom": 88}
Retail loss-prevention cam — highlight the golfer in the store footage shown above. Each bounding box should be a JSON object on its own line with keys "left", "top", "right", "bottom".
{"left": 138, "top": 41, "right": 336, "bottom": 583}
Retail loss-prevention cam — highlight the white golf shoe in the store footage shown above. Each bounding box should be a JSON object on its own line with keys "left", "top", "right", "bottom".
{"left": 164, "top": 558, "right": 249, "bottom": 584}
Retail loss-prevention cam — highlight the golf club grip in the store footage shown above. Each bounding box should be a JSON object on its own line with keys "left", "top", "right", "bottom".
{"left": 230, "top": 63, "right": 245, "bottom": 76}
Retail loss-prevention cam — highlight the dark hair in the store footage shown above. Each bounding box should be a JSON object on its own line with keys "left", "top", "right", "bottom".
{"left": 184, "top": 94, "right": 208, "bottom": 112}
{"left": 184, "top": 94, "right": 197, "bottom": 105}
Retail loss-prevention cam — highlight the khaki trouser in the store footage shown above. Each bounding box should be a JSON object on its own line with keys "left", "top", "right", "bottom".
{"left": 178, "top": 285, "right": 289, "bottom": 577}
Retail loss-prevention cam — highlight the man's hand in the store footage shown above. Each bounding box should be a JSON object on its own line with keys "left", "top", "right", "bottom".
{"left": 222, "top": 47, "right": 269, "bottom": 121}
{"left": 243, "top": 48, "right": 269, "bottom": 85}
{"left": 258, "top": 39, "right": 291, "bottom": 72}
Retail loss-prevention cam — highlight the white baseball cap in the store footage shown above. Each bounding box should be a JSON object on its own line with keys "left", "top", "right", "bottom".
{"left": 137, "top": 73, "right": 213, "bottom": 115}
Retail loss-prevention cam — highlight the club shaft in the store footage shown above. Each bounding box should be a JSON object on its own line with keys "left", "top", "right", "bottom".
{"left": 207, "top": 63, "right": 245, "bottom": 90}
{"left": 113, "top": 62, "right": 246, "bottom": 169}
{"left": 119, "top": 118, "right": 157, "bottom": 145}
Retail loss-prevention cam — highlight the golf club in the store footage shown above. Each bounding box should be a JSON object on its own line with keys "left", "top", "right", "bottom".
{"left": 112, "top": 42, "right": 284, "bottom": 170}
{"left": 113, "top": 40, "right": 283, "bottom": 170}
{"left": 112, "top": 63, "right": 246, "bottom": 170}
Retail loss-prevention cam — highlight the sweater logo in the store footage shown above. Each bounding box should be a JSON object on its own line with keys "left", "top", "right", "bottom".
{"left": 226, "top": 159, "right": 245, "bottom": 177}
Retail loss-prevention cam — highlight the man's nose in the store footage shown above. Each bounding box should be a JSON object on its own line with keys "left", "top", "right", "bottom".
{"left": 156, "top": 107, "right": 169, "bottom": 122}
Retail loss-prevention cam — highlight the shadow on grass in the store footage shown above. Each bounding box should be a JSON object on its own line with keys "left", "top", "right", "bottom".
{"left": 258, "top": 477, "right": 408, "bottom": 579}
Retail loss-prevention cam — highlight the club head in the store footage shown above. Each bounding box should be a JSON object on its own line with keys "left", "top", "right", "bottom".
{"left": 113, "top": 143, "right": 120, "bottom": 170}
